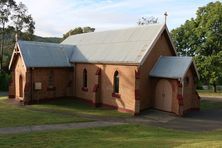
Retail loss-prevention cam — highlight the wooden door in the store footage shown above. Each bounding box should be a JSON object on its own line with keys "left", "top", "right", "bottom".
{"left": 155, "top": 79, "right": 172, "bottom": 112}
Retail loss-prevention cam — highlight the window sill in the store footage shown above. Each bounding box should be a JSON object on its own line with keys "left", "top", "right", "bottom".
{"left": 112, "top": 93, "right": 121, "bottom": 98}
{"left": 82, "top": 87, "right": 88, "bottom": 92}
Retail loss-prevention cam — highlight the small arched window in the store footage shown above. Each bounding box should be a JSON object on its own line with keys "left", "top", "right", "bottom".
{"left": 113, "top": 71, "right": 119, "bottom": 93}
{"left": 48, "top": 70, "right": 54, "bottom": 87}
{"left": 83, "top": 69, "right": 87, "bottom": 88}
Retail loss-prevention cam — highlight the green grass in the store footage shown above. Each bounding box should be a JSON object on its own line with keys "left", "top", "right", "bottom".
{"left": 0, "top": 96, "right": 129, "bottom": 128}
{"left": 0, "top": 94, "right": 222, "bottom": 147}
{"left": 0, "top": 97, "right": 90, "bottom": 128}
{"left": 197, "top": 90, "right": 222, "bottom": 97}
{"left": 200, "top": 100, "right": 222, "bottom": 110}
{"left": 31, "top": 99, "right": 130, "bottom": 118}
{"left": 0, "top": 124, "right": 221, "bottom": 148}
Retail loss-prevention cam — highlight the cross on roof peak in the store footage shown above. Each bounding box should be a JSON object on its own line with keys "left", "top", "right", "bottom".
{"left": 164, "top": 12, "right": 168, "bottom": 24}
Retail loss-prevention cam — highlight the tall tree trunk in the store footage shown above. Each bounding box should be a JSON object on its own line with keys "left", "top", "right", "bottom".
{"left": 213, "top": 82, "right": 217, "bottom": 93}
{"left": 0, "top": 21, "right": 5, "bottom": 72}
{"left": 0, "top": 37, "right": 2, "bottom": 72}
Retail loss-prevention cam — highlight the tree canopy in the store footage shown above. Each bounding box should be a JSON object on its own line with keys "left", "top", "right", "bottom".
{"left": 171, "top": 1, "right": 222, "bottom": 92}
{"left": 0, "top": 0, "right": 35, "bottom": 71}
{"left": 63, "top": 27, "right": 95, "bottom": 39}
{"left": 137, "top": 16, "right": 158, "bottom": 25}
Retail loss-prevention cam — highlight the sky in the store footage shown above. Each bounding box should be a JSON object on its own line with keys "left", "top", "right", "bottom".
{"left": 15, "top": 0, "right": 219, "bottom": 37}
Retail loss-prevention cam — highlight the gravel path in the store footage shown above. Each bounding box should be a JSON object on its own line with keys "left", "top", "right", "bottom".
{"left": 0, "top": 121, "right": 125, "bottom": 134}
{"left": 0, "top": 93, "right": 222, "bottom": 133}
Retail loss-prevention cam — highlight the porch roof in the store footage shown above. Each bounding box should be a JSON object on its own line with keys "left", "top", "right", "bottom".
{"left": 149, "top": 56, "right": 199, "bottom": 79}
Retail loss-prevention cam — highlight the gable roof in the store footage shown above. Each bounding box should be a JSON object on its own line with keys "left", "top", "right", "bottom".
{"left": 62, "top": 24, "right": 176, "bottom": 64}
{"left": 149, "top": 56, "right": 199, "bottom": 79}
{"left": 9, "top": 24, "right": 177, "bottom": 69}
{"left": 9, "top": 41, "right": 74, "bottom": 69}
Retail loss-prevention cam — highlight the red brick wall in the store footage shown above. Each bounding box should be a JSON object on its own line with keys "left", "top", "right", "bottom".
{"left": 139, "top": 31, "right": 176, "bottom": 110}
{"left": 183, "top": 67, "right": 199, "bottom": 111}
{"left": 28, "top": 67, "right": 73, "bottom": 101}
{"left": 74, "top": 63, "right": 138, "bottom": 113}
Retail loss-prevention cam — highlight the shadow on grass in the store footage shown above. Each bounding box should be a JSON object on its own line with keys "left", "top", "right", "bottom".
{"left": 200, "top": 100, "right": 222, "bottom": 110}
{"left": 31, "top": 98, "right": 131, "bottom": 118}
{"left": 0, "top": 97, "right": 92, "bottom": 128}
{"left": 184, "top": 100, "right": 222, "bottom": 122}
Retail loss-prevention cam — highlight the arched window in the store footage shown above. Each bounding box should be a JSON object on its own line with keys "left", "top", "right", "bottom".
{"left": 83, "top": 69, "right": 87, "bottom": 88}
{"left": 113, "top": 71, "right": 119, "bottom": 93}
{"left": 48, "top": 70, "right": 54, "bottom": 88}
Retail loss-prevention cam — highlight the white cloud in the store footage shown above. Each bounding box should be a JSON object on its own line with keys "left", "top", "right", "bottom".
{"left": 15, "top": 0, "right": 217, "bottom": 37}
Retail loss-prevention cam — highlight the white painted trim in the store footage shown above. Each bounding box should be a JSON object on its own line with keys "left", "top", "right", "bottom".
{"left": 192, "top": 60, "right": 200, "bottom": 79}
{"left": 165, "top": 26, "right": 177, "bottom": 55}
{"left": 139, "top": 24, "right": 177, "bottom": 68}
{"left": 8, "top": 48, "right": 16, "bottom": 70}
{"left": 139, "top": 24, "right": 165, "bottom": 67}
{"left": 182, "top": 61, "right": 192, "bottom": 79}
{"left": 182, "top": 60, "right": 200, "bottom": 80}
{"left": 8, "top": 42, "right": 27, "bottom": 71}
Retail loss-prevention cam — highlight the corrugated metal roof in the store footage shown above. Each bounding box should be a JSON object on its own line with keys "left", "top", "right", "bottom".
{"left": 18, "top": 41, "right": 74, "bottom": 67}
{"left": 149, "top": 56, "right": 194, "bottom": 79}
{"left": 61, "top": 24, "right": 165, "bottom": 64}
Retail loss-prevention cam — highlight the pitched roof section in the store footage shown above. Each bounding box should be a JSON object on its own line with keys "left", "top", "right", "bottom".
{"left": 9, "top": 24, "right": 177, "bottom": 69}
{"left": 16, "top": 41, "right": 74, "bottom": 68}
{"left": 150, "top": 56, "right": 199, "bottom": 79}
{"left": 62, "top": 24, "right": 170, "bottom": 64}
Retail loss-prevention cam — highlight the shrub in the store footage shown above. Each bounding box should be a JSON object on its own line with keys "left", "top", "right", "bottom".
{"left": 0, "top": 72, "right": 11, "bottom": 91}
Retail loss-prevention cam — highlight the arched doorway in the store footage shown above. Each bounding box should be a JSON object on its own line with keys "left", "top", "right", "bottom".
{"left": 155, "top": 79, "right": 172, "bottom": 112}
{"left": 19, "top": 75, "right": 23, "bottom": 98}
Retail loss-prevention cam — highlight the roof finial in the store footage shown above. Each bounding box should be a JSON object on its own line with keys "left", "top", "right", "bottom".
{"left": 164, "top": 12, "right": 168, "bottom": 24}
{"left": 15, "top": 33, "right": 18, "bottom": 42}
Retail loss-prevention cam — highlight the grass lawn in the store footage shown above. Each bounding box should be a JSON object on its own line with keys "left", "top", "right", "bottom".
{"left": 198, "top": 90, "right": 222, "bottom": 110}
{"left": 0, "top": 124, "right": 221, "bottom": 148}
{"left": 0, "top": 96, "right": 129, "bottom": 128}
{"left": 0, "top": 96, "right": 90, "bottom": 128}
{"left": 31, "top": 98, "right": 130, "bottom": 118}
{"left": 197, "top": 90, "right": 222, "bottom": 97}
{"left": 200, "top": 99, "right": 222, "bottom": 110}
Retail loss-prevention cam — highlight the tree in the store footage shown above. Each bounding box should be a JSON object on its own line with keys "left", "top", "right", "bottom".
{"left": 171, "top": 1, "right": 222, "bottom": 92}
{"left": 195, "top": 52, "right": 222, "bottom": 92}
{"left": 137, "top": 16, "right": 158, "bottom": 25}
{"left": 0, "top": 0, "right": 16, "bottom": 71}
{"left": 63, "top": 26, "right": 95, "bottom": 39}
{"left": 0, "top": 1, "right": 35, "bottom": 71}
{"left": 171, "top": 19, "right": 198, "bottom": 56}
{"left": 11, "top": 2, "right": 35, "bottom": 39}
{"left": 82, "top": 26, "right": 95, "bottom": 33}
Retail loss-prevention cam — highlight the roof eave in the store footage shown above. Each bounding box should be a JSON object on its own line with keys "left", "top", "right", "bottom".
{"left": 138, "top": 24, "right": 166, "bottom": 67}
{"left": 8, "top": 44, "right": 17, "bottom": 70}
{"left": 27, "top": 66, "right": 73, "bottom": 68}
{"left": 182, "top": 59, "right": 200, "bottom": 80}
{"left": 70, "top": 61, "right": 140, "bottom": 66}
{"left": 8, "top": 42, "right": 27, "bottom": 71}
{"left": 165, "top": 26, "right": 177, "bottom": 56}
{"left": 149, "top": 75, "right": 181, "bottom": 79}
{"left": 139, "top": 24, "right": 177, "bottom": 68}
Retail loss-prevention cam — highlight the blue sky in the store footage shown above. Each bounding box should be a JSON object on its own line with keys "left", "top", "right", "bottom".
{"left": 15, "top": 0, "right": 218, "bottom": 37}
